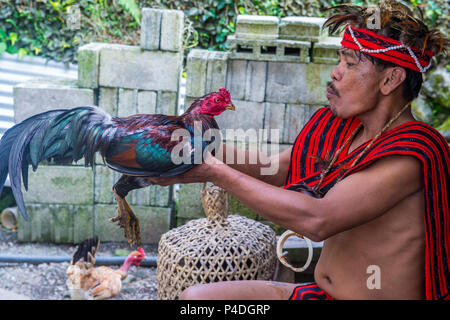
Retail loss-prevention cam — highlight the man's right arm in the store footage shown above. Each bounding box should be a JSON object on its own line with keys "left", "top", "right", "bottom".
{"left": 217, "top": 143, "right": 292, "bottom": 187}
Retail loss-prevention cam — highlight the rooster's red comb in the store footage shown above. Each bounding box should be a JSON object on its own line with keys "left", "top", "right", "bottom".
{"left": 137, "top": 247, "right": 146, "bottom": 256}
{"left": 219, "top": 88, "right": 231, "bottom": 101}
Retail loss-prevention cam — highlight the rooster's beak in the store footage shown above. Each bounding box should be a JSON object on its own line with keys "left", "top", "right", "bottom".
{"left": 226, "top": 104, "right": 235, "bottom": 111}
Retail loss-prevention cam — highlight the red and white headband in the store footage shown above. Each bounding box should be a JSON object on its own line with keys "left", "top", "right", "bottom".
{"left": 341, "top": 25, "right": 434, "bottom": 73}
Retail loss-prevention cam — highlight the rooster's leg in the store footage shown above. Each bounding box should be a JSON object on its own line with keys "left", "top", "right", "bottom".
{"left": 110, "top": 175, "right": 149, "bottom": 247}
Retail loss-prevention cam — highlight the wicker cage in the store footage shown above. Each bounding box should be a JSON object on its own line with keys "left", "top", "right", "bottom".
{"left": 157, "top": 183, "right": 277, "bottom": 300}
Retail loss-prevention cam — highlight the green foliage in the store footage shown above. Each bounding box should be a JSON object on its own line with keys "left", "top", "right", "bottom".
{"left": 0, "top": 0, "right": 448, "bottom": 121}
{"left": 0, "top": 0, "right": 140, "bottom": 64}
{"left": 117, "top": 0, "right": 141, "bottom": 25}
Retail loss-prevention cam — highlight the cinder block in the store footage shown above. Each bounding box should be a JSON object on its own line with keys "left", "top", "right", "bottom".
{"left": 312, "top": 37, "right": 341, "bottom": 64}
{"left": 283, "top": 104, "right": 322, "bottom": 144}
{"left": 13, "top": 79, "right": 95, "bottom": 123}
{"left": 185, "top": 49, "right": 230, "bottom": 98}
{"left": 206, "top": 51, "right": 229, "bottom": 93}
{"left": 94, "top": 165, "right": 117, "bottom": 204}
{"left": 94, "top": 165, "right": 173, "bottom": 207}
{"left": 98, "top": 87, "right": 118, "bottom": 116}
{"left": 160, "top": 9, "right": 184, "bottom": 52}
{"left": 226, "top": 59, "right": 247, "bottom": 100}
{"left": 140, "top": 8, "right": 163, "bottom": 50}
{"left": 185, "top": 49, "right": 209, "bottom": 98}
{"left": 245, "top": 61, "right": 267, "bottom": 102}
{"left": 118, "top": 88, "right": 137, "bottom": 117}
{"left": 265, "top": 62, "right": 334, "bottom": 105}
{"left": 137, "top": 90, "right": 157, "bottom": 114}
{"left": 235, "top": 15, "right": 279, "bottom": 40}
{"left": 227, "top": 36, "right": 310, "bottom": 63}
{"left": 18, "top": 203, "right": 94, "bottom": 243}
{"left": 73, "top": 205, "right": 95, "bottom": 243}
{"left": 29, "top": 204, "right": 54, "bottom": 242}
{"left": 263, "top": 102, "right": 286, "bottom": 143}
{"left": 129, "top": 184, "right": 173, "bottom": 208}
{"left": 177, "top": 183, "right": 205, "bottom": 219}
{"left": 215, "top": 99, "right": 265, "bottom": 138}
{"left": 99, "top": 44, "right": 182, "bottom": 91}
{"left": 77, "top": 42, "right": 108, "bottom": 88}
{"left": 157, "top": 91, "right": 178, "bottom": 115}
{"left": 22, "top": 165, "right": 94, "bottom": 205}
{"left": 94, "top": 204, "right": 171, "bottom": 244}
{"left": 279, "top": 16, "right": 328, "bottom": 42}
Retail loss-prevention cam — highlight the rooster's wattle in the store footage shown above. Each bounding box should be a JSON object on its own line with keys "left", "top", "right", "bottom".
{"left": 0, "top": 88, "right": 235, "bottom": 246}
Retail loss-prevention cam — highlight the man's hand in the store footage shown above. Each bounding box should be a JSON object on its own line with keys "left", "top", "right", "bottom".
{"left": 145, "top": 152, "right": 225, "bottom": 186}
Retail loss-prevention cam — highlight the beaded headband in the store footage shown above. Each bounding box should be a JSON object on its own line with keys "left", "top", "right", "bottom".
{"left": 341, "top": 25, "right": 434, "bottom": 73}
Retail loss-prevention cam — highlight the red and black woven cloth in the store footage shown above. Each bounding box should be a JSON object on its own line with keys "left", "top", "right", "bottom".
{"left": 284, "top": 107, "right": 450, "bottom": 300}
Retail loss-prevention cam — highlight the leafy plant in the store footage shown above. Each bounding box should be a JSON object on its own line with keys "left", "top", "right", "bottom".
{"left": 117, "top": 0, "right": 141, "bottom": 25}
{"left": 0, "top": 0, "right": 447, "bottom": 123}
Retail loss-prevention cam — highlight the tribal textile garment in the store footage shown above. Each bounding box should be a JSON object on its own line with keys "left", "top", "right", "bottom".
{"left": 289, "top": 283, "right": 335, "bottom": 300}
{"left": 284, "top": 107, "right": 450, "bottom": 300}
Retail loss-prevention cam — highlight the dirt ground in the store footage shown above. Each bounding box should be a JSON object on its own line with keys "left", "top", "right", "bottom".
{"left": 0, "top": 227, "right": 159, "bottom": 300}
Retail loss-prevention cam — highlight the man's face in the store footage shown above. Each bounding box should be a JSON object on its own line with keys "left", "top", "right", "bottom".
{"left": 326, "top": 47, "right": 385, "bottom": 119}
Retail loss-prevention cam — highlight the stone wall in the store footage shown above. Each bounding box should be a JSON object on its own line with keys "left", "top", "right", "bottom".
{"left": 14, "top": 8, "right": 184, "bottom": 244}
{"left": 179, "top": 15, "right": 340, "bottom": 231}
{"left": 13, "top": 11, "right": 340, "bottom": 243}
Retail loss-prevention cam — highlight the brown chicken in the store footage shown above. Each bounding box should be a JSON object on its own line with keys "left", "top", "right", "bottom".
{"left": 66, "top": 237, "right": 146, "bottom": 300}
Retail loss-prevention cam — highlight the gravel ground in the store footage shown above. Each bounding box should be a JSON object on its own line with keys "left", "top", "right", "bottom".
{"left": 0, "top": 227, "right": 159, "bottom": 300}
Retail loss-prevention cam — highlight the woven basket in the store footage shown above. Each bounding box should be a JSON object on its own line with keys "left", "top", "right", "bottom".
{"left": 157, "top": 183, "right": 277, "bottom": 300}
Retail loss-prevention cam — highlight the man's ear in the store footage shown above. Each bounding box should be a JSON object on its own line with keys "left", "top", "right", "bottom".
{"left": 380, "top": 67, "right": 406, "bottom": 95}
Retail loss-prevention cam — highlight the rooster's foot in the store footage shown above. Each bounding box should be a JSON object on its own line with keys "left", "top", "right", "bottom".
{"left": 111, "top": 190, "right": 142, "bottom": 247}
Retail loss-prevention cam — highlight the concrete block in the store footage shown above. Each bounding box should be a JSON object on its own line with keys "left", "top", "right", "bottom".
{"left": 94, "top": 204, "right": 170, "bottom": 244}
{"left": 226, "top": 59, "right": 247, "bottom": 100}
{"left": 99, "top": 44, "right": 182, "bottom": 91}
{"left": 228, "top": 36, "right": 310, "bottom": 63}
{"left": 313, "top": 37, "right": 341, "bottom": 64}
{"left": 18, "top": 203, "right": 93, "bottom": 243}
{"left": 72, "top": 205, "right": 95, "bottom": 243}
{"left": 157, "top": 91, "right": 178, "bottom": 115}
{"left": 94, "top": 165, "right": 117, "bottom": 204}
{"left": 52, "top": 205, "right": 74, "bottom": 243}
{"left": 263, "top": 102, "right": 286, "bottom": 143}
{"left": 235, "top": 15, "right": 279, "bottom": 40}
{"left": 140, "top": 8, "right": 163, "bottom": 50}
{"left": 245, "top": 61, "right": 267, "bottom": 102}
{"left": 22, "top": 165, "right": 94, "bottom": 205}
{"left": 118, "top": 88, "right": 137, "bottom": 117}
{"left": 160, "top": 9, "right": 184, "bottom": 52}
{"left": 13, "top": 79, "right": 95, "bottom": 123}
{"left": 283, "top": 104, "right": 322, "bottom": 144}
{"left": 29, "top": 204, "right": 54, "bottom": 242}
{"left": 279, "top": 16, "right": 328, "bottom": 42}
{"left": 94, "top": 165, "right": 172, "bottom": 207}
{"left": 206, "top": 51, "right": 229, "bottom": 93}
{"left": 130, "top": 185, "right": 172, "bottom": 207}
{"left": 137, "top": 90, "right": 157, "bottom": 114}
{"left": 77, "top": 42, "right": 108, "bottom": 88}
{"left": 215, "top": 100, "right": 265, "bottom": 139}
{"left": 177, "top": 183, "right": 205, "bottom": 219}
{"left": 98, "top": 87, "right": 118, "bottom": 116}
{"left": 265, "top": 62, "right": 334, "bottom": 105}
{"left": 186, "top": 49, "right": 209, "bottom": 97}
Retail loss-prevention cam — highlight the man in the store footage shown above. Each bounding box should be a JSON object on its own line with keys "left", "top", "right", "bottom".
{"left": 149, "top": 0, "right": 449, "bottom": 300}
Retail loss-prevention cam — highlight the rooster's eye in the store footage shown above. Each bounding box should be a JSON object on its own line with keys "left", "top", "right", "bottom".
{"left": 215, "top": 99, "right": 221, "bottom": 103}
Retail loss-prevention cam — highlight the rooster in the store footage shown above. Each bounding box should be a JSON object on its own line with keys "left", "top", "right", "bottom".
{"left": 0, "top": 88, "right": 235, "bottom": 246}
{"left": 66, "top": 237, "right": 146, "bottom": 300}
